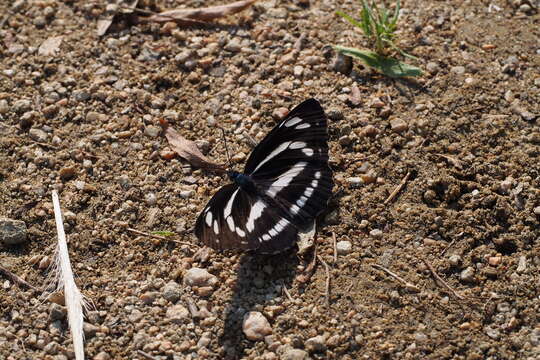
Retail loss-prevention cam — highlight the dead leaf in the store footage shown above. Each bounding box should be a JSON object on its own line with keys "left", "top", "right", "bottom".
{"left": 144, "top": 0, "right": 257, "bottom": 23}
{"left": 97, "top": 0, "right": 139, "bottom": 37}
{"left": 162, "top": 122, "right": 224, "bottom": 172}
{"left": 38, "top": 36, "right": 63, "bottom": 56}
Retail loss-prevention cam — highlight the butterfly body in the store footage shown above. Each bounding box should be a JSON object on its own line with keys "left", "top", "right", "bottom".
{"left": 195, "top": 99, "right": 333, "bottom": 254}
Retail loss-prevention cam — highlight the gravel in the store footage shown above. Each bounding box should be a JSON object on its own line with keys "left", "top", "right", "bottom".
{"left": 242, "top": 311, "right": 272, "bottom": 341}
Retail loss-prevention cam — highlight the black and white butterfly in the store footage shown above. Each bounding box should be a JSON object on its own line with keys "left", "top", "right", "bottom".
{"left": 194, "top": 99, "right": 333, "bottom": 254}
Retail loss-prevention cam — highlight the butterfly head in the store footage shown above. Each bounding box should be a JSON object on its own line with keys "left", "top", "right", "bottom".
{"left": 228, "top": 171, "right": 254, "bottom": 189}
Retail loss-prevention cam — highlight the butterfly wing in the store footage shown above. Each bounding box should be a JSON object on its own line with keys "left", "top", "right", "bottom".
{"left": 245, "top": 98, "right": 333, "bottom": 228}
{"left": 194, "top": 184, "right": 299, "bottom": 253}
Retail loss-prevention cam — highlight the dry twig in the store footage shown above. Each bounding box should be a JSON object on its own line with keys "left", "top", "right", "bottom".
{"left": 371, "top": 264, "right": 420, "bottom": 292}
{"left": 384, "top": 171, "right": 411, "bottom": 204}
{"left": 317, "top": 255, "right": 331, "bottom": 307}
{"left": 421, "top": 258, "right": 464, "bottom": 300}
{"left": 126, "top": 228, "right": 195, "bottom": 247}
{"left": 281, "top": 281, "right": 294, "bottom": 302}
{"left": 0, "top": 264, "right": 38, "bottom": 291}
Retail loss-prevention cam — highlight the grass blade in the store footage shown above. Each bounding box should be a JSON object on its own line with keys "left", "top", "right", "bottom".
{"left": 336, "top": 10, "right": 364, "bottom": 29}
{"left": 334, "top": 46, "right": 423, "bottom": 77}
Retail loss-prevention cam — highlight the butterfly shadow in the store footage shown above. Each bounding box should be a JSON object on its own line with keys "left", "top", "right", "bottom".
{"left": 218, "top": 251, "right": 299, "bottom": 359}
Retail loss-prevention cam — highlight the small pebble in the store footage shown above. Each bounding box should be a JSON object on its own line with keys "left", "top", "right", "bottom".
{"left": 305, "top": 335, "right": 326, "bottom": 353}
{"left": 336, "top": 240, "right": 352, "bottom": 255}
{"left": 29, "top": 128, "right": 49, "bottom": 142}
{"left": 533, "top": 206, "right": 540, "bottom": 216}
{"left": 390, "top": 118, "right": 408, "bottom": 133}
{"left": 59, "top": 166, "right": 76, "bottom": 180}
{"left": 183, "top": 268, "right": 218, "bottom": 288}
{"left": 144, "top": 126, "right": 161, "bottom": 138}
{"left": 166, "top": 304, "right": 190, "bottom": 324}
{"left": 460, "top": 267, "right": 475, "bottom": 283}
{"left": 370, "top": 229, "right": 383, "bottom": 239}
{"left": 162, "top": 281, "right": 182, "bottom": 303}
{"left": 346, "top": 177, "right": 363, "bottom": 187}
{"left": 272, "top": 107, "right": 289, "bottom": 120}
{"left": 516, "top": 256, "right": 527, "bottom": 273}
{"left": 0, "top": 218, "right": 28, "bottom": 245}
{"left": 242, "top": 311, "right": 272, "bottom": 341}
{"left": 451, "top": 66, "right": 466, "bottom": 75}
{"left": 448, "top": 254, "right": 462, "bottom": 267}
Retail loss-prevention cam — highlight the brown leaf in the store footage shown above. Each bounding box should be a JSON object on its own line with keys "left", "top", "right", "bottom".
{"left": 144, "top": 0, "right": 257, "bottom": 23}
{"left": 163, "top": 124, "right": 224, "bottom": 172}
{"left": 38, "top": 36, "right": 63, "bottom": 56}
{"left": 97, "top": 0, "right": 139, "bottom": 37}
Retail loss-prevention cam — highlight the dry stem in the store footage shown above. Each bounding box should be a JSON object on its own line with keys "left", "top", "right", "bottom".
{"left": 421, "top": 259, "right": 464, "bottom": 300}
{"left": 372, "top": 264, "right": 420, "bottom": 292}
{"left": 384, "top": 171, "right": 411, "bottom": 204}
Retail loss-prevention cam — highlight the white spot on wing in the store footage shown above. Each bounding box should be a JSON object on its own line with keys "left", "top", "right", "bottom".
{"left": 315, "top": 171, "right": 321, "bottom": 179}
{"left": 268, "top": 162, "right": 307, "bottom": 190}
{"left": 311, "top": 179, "right": 318, "bottom": 188}
{"left": 213, "top": 220, "right": 219, "bottom": 234}
{"left": 224, "top": 189, "right": 238, "bottom": 219}
{"left": 304, "top": 187, "right": 314, "bottom": 197}
{"left": 295, "top": 123, "right": 311, "bottom": 130}
{"left": 291, "top": 204, "right": 301, "bottom": 215}
{"left": 302, "top": 148, "right": 314, "bottom": 156}
{"left": 236, "top": 228, "right": 246, "bottom": 237}
{"left": 253, "top": 141, "right": 291, "bottom": 172}
{"left": 227, "top": 216, "right": 235, "bottom": 232}
{"left": 290, "top": 141, "right": 306, "bottom": 149}
{"left": 284, "top": 116, "right": 302, "bottom": 127}
{"left": 205, "top": 211, "right": 213, "bottom": 227}
{"left": 262, "top": 234, "right": 271, "bottom": 241}
{"left": 246, "top": 200, "right": 266, "bottom": 233}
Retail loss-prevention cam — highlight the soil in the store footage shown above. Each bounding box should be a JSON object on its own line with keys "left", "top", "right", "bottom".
{"left": 1, "top": 0, "right": 539, "bottom": 359}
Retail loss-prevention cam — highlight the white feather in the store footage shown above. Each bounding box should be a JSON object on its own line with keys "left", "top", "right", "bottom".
{"left": 52, "top": 190, "right": 87, "bottom": 360}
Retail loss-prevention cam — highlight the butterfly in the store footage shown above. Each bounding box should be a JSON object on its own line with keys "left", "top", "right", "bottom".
{"left": 195, "top": 98, "right": 333, "bottom": 254}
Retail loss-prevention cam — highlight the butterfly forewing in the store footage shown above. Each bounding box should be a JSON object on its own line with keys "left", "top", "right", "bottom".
{"left": 194, "top": 98, "right": 333, "bottom": 253}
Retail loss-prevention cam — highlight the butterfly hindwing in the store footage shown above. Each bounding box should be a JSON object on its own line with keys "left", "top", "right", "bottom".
{"left": 195, "top": 184, "right": 298, "bottom": 253}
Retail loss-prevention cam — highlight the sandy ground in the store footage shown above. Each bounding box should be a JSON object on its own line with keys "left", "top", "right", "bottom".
{"left": 1, "top": 0, "right": 539, "bottom": 359}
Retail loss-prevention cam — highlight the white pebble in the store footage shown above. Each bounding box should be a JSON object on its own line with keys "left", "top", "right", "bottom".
{"left": 242, "top": 311, "right": 272, "bottom": 341}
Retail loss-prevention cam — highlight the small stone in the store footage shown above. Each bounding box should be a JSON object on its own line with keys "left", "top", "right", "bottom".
{"left": 326, "top": 109, "right": 343, "bottom": 120}
{"left": 370, "top": 229, "right": 383, "bottom": 239}
{"left": 49, "top": 304, "right": 67, "bottom": 321}
{"left": 13, "top": 99, "right": 31, "bottom": 113}
{"left": 166, "top": 304, "right": 190, "bottom": 324}
{"left": 83, "top": 323, "right": 100, "bottom": 339}
{"left": 272, "top": 107, "right": 289, "bottom": 120}
{"left": 448, "top": 254, "right": 462, "bottom": 267}
{"left": 361, "top": 125, "right": 379, "bottom": 137}
{"left": 179, "top": 190, "right": 194, "bottom": 199}
{"left": 224, "top": 39, "right": 241, "bottom": 52}
{"left": 332, "top": 52, "right": 352, "bottom": 75}
{"left": 29, "top": 128, "right": 49, "bottom": 142}
{"left": 140, "top": 291, "right": 158, "bottom": 305}
{"left": 86, "top": 111, "right": 103, "bottom": 122}
{"left": 183, "top": 268, "right": 218, "bottom": 288}
{"left": 144, "top": 125, "right": 161, "bottom": 138}
{"left": 73, "top": 90, "right": 90, "bottom": 102}
{"left": 0, "top": 99, "right": 8, "bottom": 114}
{"left": 390, "top": 119, "right": 408, "bottom": 133}
{"left": 59, "top": 166, "right": 76, "bottom": 180}
{"left": 293, "top": 65, "right": 304, "bottom": 77}
{"left": 488, "top": 256, "right": 502, "bottom": 266}
{"left": 162, "top": 281, "right": 182, "bottom": 303}
{"left": 282, "top": 349, "right": 309, "bottom": 360}
{"left": 42, "top": 104, "right": 58, "bottom": 118}
{"left": 118, "top": 175, "right": 131, "bottom": 189}
{"left": 485, "top": 326, "right": 500, "bottom": 340}
{"left": 516, "top": 256, "right": 527, "bottom": 273}
{"left": 338, "top": 135, "right": 351, "bottom": 146}
{"left": 305, "top": 335, "right": 326, "bottom": 353}
{"left": 336, "top": 240, "right": 352, "bottom": 255}
{"left": 242, "top": 311, "right": 272, "bottom": 341}
{"left": 460, "top": 267, "right": 475, "bottom": 283}
{"left": 145, "top": 193, "right": 157, "bottom": 206}
{"left": 346, "top": 177, "right": 363, "bottom": 187}
{"left": 519, "top": 4, "right": 531, "bottom": 13}
{"left": 451, "top": 66, "right": 466, "bottom": 75}
{"left": 0, "top": 218, "right": 28, "bottom": 245}
{"left": 426, "top": 62, "right": 440, "bottom": 73}
{"left": 324, "top": 209, "right": 340, "bottom": 225}
{"left": 533, "top": 206, "right": 540, "bottom": 216}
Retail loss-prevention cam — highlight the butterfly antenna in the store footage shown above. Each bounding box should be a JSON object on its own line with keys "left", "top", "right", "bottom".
{"left": 217, "top": 126, "right": 232, "bottom": 170}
